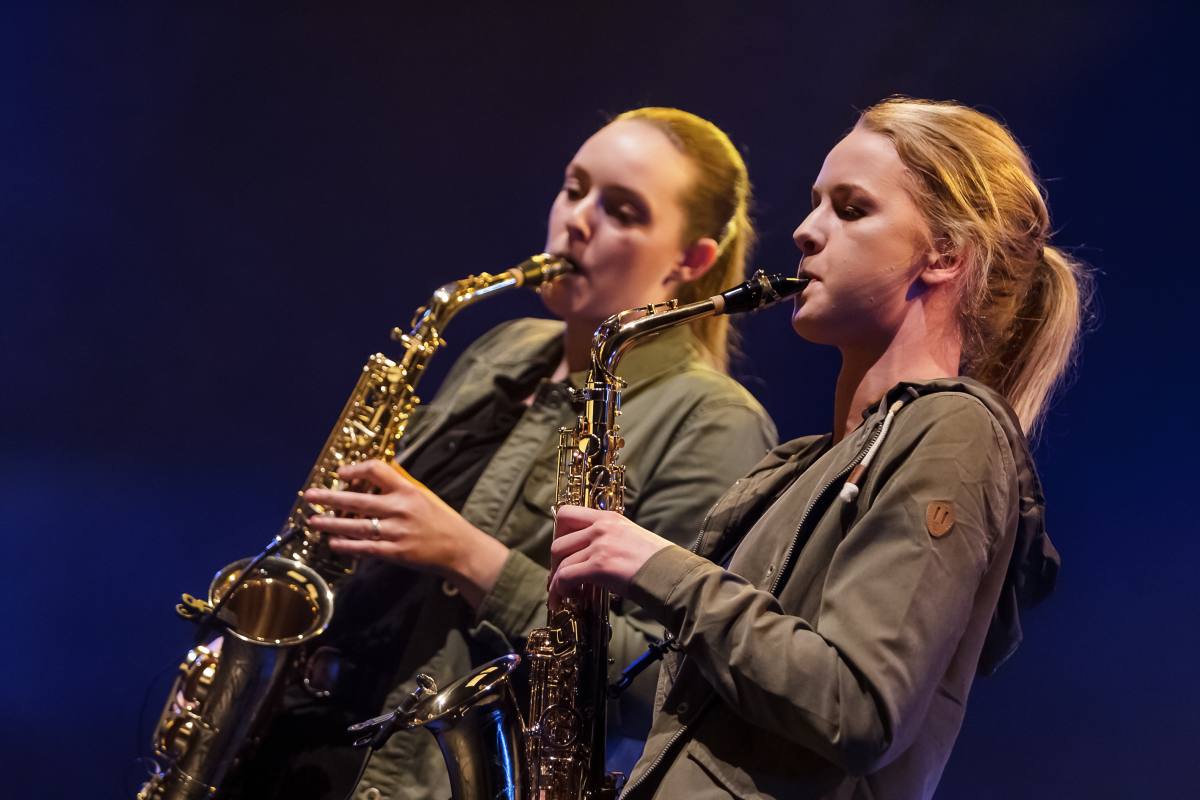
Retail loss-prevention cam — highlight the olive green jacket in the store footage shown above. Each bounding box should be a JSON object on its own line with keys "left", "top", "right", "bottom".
{"left": 355, "top": 318, "right": 778, "bottom": 800}
{"left": 620, "top": 379, "right": 1058, "bottom": 800}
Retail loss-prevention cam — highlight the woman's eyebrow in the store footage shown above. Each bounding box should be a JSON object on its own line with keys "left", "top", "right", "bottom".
{"left": 813, "top": 181, "right": 871, "bottom": 196}
{"left": 607, "top": 182, "right": 648, "bottom": 204}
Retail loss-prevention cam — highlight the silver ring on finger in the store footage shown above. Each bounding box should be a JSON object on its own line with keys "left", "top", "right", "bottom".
{"left": 369, "top": 517, "right": 382, "bottom": 541}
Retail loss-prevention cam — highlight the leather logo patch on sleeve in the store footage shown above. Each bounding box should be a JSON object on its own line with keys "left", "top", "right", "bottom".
{"left": 926, "top": 501, "right": 955, "bottom": 537}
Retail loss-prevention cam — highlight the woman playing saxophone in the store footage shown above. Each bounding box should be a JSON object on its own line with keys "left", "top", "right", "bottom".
{"left": 240, "top": 107, "right": 779, "bottom": 800}
{"left": 547, "top": 97, "right": 1089, "bottom": 799}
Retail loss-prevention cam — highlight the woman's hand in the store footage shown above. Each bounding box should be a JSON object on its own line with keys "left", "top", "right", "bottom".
{"left": 304, "top": 460, "right": 509, "bottom": 607}
{"left": 548, "top": 505, "right": 673, "bottom": 604}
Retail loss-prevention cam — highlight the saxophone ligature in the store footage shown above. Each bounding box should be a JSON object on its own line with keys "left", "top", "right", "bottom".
{"left": 392, "top": 270, "right": 807, "bottom": 800}
{"left": 137, "top": 253, "right": 575, "bottom": 800}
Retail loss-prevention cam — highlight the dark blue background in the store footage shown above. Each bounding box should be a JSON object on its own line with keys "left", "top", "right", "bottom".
{"left": 2, "top": 3, "right": 1195, "bottom": 797}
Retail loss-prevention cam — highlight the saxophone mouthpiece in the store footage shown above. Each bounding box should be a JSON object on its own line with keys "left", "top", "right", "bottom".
{"left": 711, "top": 270, "right": 809, "bottom": 315}
{"left": 512, "top": 253, "right": 579, "bottom": 288}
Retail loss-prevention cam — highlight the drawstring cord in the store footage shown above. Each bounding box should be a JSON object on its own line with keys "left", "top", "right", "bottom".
{"left": 839, "top": 399, "right": 906, "bottom": 503}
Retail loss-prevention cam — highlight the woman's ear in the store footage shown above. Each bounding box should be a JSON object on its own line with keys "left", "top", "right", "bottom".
{"left": 921, "top": 239, "right": 968, "bottom": 288}
{"left": 666, "top": 237, "right": 720, "bottom": 285}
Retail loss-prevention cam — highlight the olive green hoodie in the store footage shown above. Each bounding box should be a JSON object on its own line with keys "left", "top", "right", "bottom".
{"left": 620, "top": 378, "right": 1058, "bottom": 800}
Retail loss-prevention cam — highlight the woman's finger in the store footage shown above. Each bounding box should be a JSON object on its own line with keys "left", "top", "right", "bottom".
{"left": 549, "top": 545, "right": 593, "bottom": 584}
{"left": 549, "top": 527, "right": 594, "bottom": 566}
{"left": 547, "top": 551, "right": 586, "bottom": 606}
{"left": 337, "top": 459, "right": 407, "bottom": 491}
{"left": 549, "top": 558, "right": 612, "bottom": 601}
{"left": 553, "top": 504, "right": 610, "bottom": 532}
{"left": 307, "top": 514, "right": 384, "bottom": 540}
{"left": 327, "top": 536, "right": 387, "bottom": 556}
{"left": 304, "top": 488, "right": 388, "bottom": 516}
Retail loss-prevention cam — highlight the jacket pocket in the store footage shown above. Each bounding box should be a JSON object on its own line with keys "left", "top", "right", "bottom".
{"left": 682, "top": 740, "right": 760, "bottom": 799}
{"left": 680, "top": 711, "right": 853, "bottom": 800}
{"left": 518, "top": 457, "right": 642, "bottom": 518}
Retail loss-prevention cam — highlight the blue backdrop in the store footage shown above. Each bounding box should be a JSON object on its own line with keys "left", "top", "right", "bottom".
{"left": 2, "top": 3, "right": 1195, "bottom": 797}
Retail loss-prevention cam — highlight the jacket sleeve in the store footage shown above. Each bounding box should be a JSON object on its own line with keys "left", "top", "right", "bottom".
{"left": 607, "top": 400, "right": 777, "bottom": 728}
{"left": 473, "top": 400, "right": 777, "bottom": 714}
{"left": 623, "top": 394, "right": 1016, "bottom": 774}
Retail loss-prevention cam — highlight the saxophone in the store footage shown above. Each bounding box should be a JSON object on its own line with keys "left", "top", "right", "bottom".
{"left": 396, "top": 270, "right": 807, "bottom": 800}
{"left": 138, "top": 253, "right": 575, "bottom": 800}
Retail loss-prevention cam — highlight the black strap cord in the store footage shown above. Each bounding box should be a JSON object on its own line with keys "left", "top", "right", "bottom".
{"left": 608, "top": 633, "right": 679, "bottom": 698}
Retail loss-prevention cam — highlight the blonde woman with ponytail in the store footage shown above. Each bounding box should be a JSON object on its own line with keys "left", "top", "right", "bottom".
{"left": 551, "top": 97, "right": 1089, "bottom": 799}
{"left": 238, "top": 108, "right": 777, "bottom": 800}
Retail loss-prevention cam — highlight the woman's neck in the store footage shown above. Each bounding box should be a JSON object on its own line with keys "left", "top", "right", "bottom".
{"left": 562, "top": 317, "right": 602, "bottom": 373}
{"left": 522, "top": 321, "right": 584, "bottom": 406}
{"left": 833, "top": 311, "right": 962, "bottom": 442}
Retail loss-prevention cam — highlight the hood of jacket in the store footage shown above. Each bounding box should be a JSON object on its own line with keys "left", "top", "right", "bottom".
{"left": 869, "top": 377, "right": 1059, "bottom": 676}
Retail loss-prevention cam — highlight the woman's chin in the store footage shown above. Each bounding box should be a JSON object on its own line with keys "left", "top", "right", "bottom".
{"left": 541, "top": 292, "right": 598, "bottom": 328}
{"left": 791, "top": 308, "right": 838, "bottom": 346}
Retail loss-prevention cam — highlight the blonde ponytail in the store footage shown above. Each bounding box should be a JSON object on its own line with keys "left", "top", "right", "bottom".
{"left": 970, "top": 244, "right": 1091, "bottom": 437}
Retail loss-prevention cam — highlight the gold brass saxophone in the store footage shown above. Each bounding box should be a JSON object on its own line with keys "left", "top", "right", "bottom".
{"left": 138, "top": 253, "right": 575, "bottom": 800}
{"left": 396, "top": 270, "right": 807, "bottom": 800}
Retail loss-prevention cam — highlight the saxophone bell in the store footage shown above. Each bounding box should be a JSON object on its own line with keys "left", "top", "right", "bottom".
{"left": 141, "top": 556, "right": 335, "bottom": 800}
{"left": 402, "top": 654, "right": 527, "bottom": 800}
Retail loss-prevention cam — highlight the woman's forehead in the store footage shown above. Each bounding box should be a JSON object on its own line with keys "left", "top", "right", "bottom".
{"left": 816, "top": 127, "right": 907, "bottom": 195}
{"left": 571, "top": 120, "right": 695, "bottom": 197}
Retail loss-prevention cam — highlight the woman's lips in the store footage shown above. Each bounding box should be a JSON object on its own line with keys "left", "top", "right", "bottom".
{"left": 555, "top": 251, "right": 588, "bottom": 278}
{"left": 795, "top": 273, "right": 818, "bottom": 302}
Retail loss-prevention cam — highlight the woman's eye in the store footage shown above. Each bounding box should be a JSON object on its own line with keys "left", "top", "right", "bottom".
{"left": 613, "top": 205, "right": 639, "bottom": 225}
{"left": 839, "top": 205, "right": 865, "bottom": 220}
{"left": 562, "top": 182, "right": 583, "bottom": 201}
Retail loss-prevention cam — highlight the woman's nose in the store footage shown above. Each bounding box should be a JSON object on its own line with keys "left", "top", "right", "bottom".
{"left": 565, "top": 196, "right": 594, "bottom": 243}
{"left": 792, "top": 210, "right": 824, "bottom": 256}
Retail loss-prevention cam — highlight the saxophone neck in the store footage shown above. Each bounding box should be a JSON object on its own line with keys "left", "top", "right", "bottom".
{"left": 590, "top": 297, "right": 717, "bottom": 383}
{"left": 399, "top": 274, "right": 518, "bottom": 348}
{"left": 591, "top": 269, "right": 809, "bottom": 380}
{"left": 396, "top": 253, "right": 576, "bottom": 347}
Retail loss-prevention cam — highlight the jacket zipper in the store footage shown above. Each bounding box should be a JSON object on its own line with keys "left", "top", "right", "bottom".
{"left": 621, "top": 421, "right": 885, "bottom": 798}
{"left": 687, "top": 493, "right": 723, "bottom": 554}
{"left": 618, "top": 702, "right": 705, "bottom": 799}
{"left": 768, "top": 419, "right": 883, "bottom": 597}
